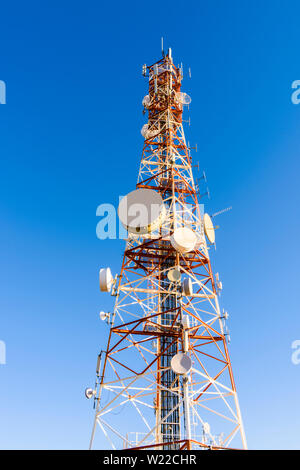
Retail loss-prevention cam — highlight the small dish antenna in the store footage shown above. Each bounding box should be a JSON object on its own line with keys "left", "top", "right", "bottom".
{"left": 170, "top": 227, "right": 197, "bottom": 253}
{"left": 142, "top": 95, "right": 151, "bottom": 108}
{"left": 99, "top": 311, "right": 110, "bottom": 322}
{"left": 141, "top": 123, "right": 157, "bottom": 139}
{"left": 141, "top": 123, "right": 149, "bottom": 138}
{"left": 118, "top": 188, "right": 166, "bottom": 234}
{"left": 99, "top": 267, "right": 113, "bottom": 292}
{"left": 203, "top": 213, "right": 215, "bottom": 244}
{"left": 182, "top": 278, "right": 193, "bottom": 296}
{"left": 167, "top": 268, "right": 181, "bottom": 282}
{"left": 171, "top": 353, "right": 192, "bottom": 375}
{"left": 85, "top": 388, "right": 96, "bottom": 399}
{"left": 176, "top": 92, "right": 192, "bottom": 105}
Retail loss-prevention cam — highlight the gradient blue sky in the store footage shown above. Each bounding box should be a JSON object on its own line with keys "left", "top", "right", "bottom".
{"left": 0, "top": 0, "right": 300, "bottom": 449}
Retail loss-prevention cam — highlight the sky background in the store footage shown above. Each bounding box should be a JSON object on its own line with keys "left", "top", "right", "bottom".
{"left": 0, "top": 0, "right": 300, "bottom": 450}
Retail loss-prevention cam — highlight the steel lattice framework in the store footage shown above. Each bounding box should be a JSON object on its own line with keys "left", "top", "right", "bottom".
{"left": 89, "top": 50, "right": 247, "bottom": 450}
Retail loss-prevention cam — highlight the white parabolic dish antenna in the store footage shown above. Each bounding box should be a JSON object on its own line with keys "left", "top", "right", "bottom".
{"left": 182, "top": 277, "right": 193, "bottom": 296}
{"left": 170, "top": 227, "right": 197, "bottom": 253}
{"left": 99, "top": 267, "right": 113, "bottom": 292}
{"left": 203, "top": 213, "right": 215, "bottom": 244}
{"left": 167, "top": 268, "right": 181, "bottom": 282}
{"left": 141, "top": 123, "right": 148, "bottom": 138}
{"left": 99, "top": 311, "right": 108, "bottom": 321}
{"left": 177, "top": 92, "right": 192, "bottom": 105}
{"left": 171, "top": 353, "right": 192, "bottom": 375}
{"left": 118, "top": 189, "right": 166, "bottom": 234}
{"left": 141, "top": 123, "right": 157, "bottom": 139}
{"left": 142, "top": 95, "right": 150, "bottom": 108}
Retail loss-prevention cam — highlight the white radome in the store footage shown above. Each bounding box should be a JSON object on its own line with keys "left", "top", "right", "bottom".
{"left": 182, "top": 278, "right": 193, "bottom": 296}
{"left": 142, "top": 95, "right": 151, "bottom": 108}
{"left": 99, "top": 311, "right": 108, "bottom": 321}
{"left": 170, "top": 227, "right": 197, "bottom": 253}
{"left": 118, "top": 189, "right": 166, "bottom": 234}
{"left": 203, "top": 213, "right": 215, "bottom": 244}
{"left": 167, "top": 268, "right": 181, "bottom": 282}
{"left": 140, "top": 123, "right": 157, "bottom": 140}
{"left": 99, "top": 267, "right": 113, "bottom": 292}
{"left": 171, "top": 353, "right": 192, "bottom": 375}
{"left": 176, "top": 91, "right": 192, "bottom": 105}
{"left": 85, "top": 388, "right": 96, "bottom": 399}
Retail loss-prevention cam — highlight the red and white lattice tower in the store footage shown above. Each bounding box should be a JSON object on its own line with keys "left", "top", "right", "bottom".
{"left": 88, "top": 49, "right": 247, "bottom": 450}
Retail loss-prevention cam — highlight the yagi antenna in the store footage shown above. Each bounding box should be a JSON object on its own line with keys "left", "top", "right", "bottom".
{"left": 198, "top": 187, "right": 210, "bottom": 200}
{"left": 211, "top": 206, "right": 232, "bottom": 218}
{"left": 201, "top": 170, "right": 206, "bottom": 182}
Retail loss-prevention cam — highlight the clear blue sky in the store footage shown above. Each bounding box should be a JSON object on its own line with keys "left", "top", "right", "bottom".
{"left": 0, "top": 0, "right": 299, "bottom": 449}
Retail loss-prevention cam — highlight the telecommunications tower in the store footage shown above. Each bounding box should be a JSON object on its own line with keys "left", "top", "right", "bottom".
{"left": 87, "top": 48, "right": 247, "bottom": 450}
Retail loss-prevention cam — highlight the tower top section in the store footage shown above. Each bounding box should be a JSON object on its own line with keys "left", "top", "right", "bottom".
{"left": 143, "top": 48, "right": 183, "bottom": 91}
{"left": 141, "top": 49, "right": 191, "bottom": 146}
